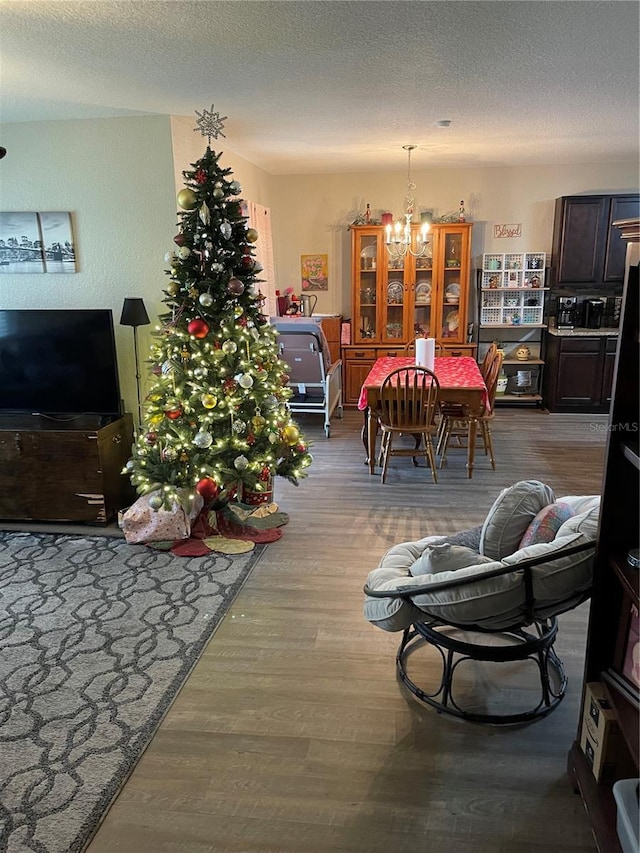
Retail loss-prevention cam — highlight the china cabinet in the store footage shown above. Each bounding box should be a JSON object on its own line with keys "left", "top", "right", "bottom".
{"left": 343, "top": 223, "right": 474, "bottom": 405}
{"left": 567, "top": 218, "right": 639, "bottom": 853}
{"left": 477, "top": 252, "right": 548, "bottom": 405}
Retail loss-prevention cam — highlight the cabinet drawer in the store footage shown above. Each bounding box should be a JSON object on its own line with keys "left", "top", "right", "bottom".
{"left": 375, "top": 347, "right": 404, "bottom": 358}
{"left": 346, "top": 348, "right": 376, "bottom": 361}
{"left": 560, "top": 337, "right": 601, "bottom": 353}
{"left": 440, "top": 344, "right": 476, "bottom": 358}
{"left": 605, "top": 336, "right": 618, "bottom": 353}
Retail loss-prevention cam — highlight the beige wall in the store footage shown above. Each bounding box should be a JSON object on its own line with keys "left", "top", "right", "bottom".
{"left": 0, "top": 116, "right": 177, "bottom": 415}
{"left": 272, "top": 162, "right": 639, "bottom": 319}
{"left": 0, "top": 113, "right": 637, "bottom": 414}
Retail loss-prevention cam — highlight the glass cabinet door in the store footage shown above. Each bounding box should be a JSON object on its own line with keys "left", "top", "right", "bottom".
{"left": 438, "top": 226, "right": 468, "bottom": 343}
{"left": 382, "top": 246, "right": 407, "bottom": 343}
{"left": 353, "top": 230, "right": 380, "bottom": 343}
{"left": 412, "top": 237, "right": 434, "bottom": 338}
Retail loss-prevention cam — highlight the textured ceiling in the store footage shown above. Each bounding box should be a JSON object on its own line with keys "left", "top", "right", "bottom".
{"left": 1, "top": 0, "right": 639, "bottom": 175}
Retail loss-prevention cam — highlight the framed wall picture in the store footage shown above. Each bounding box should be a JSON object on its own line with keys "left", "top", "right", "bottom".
{"left": 39, "top": 212, "right": 77, "bottom": 272}
{"left": 0, "top": 212, "right": 77, "bottom": 273}
{"left": 301, "top": 253, "right": 328, "bottom": 291}
{"left": 0, "top": 212, "right": 44, "bottom": 273}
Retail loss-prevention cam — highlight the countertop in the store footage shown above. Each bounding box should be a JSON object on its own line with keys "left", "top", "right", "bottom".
{"left": 548, "top": 326, "right": 619, "bottom": 337}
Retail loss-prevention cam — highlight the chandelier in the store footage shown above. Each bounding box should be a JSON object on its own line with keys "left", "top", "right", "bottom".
{"left": 385, "top": 144, "right": 430, "bottom": 260}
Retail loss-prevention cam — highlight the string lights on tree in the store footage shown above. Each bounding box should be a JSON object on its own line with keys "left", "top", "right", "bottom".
{"left": 125, "top": 105, "right": 312, "bottom": 511}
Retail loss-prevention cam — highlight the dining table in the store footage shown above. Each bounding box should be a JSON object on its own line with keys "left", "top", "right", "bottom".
{"left": 358, "top": 356, "right": 489, "bottom": 478}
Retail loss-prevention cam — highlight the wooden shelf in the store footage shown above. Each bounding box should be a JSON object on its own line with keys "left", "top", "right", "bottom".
{"left": 567, "top": 742, "right": 623, "bottom": 853}
{"left": 610, "top": 554, "right": 640, "bottom": 604}
{"left": 601, "top": 674, "right": 640, "bottom": 763}
{"left": 480, "top": 323, "right": 547, "bottom": 329}
{"left": 495, "top": 393, "right": 543, "bottom": 403}
{"left": 503, "top": 357, "right": 545, "bottom": 365}
{"left": 480, "top": 286, "right": 550, "bottom": 292}
{"left": 622, "top": 440, "right": 640, "bottom": 470}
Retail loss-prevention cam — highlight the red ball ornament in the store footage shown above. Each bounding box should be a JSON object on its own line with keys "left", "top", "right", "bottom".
{"left": 187, "top": 318, "right": 210, "bottom": 338}
{"left": 145, "top": 431, "right": 158, "bottom": 444}
{"left": 239, "top": 255, "right": 254, "bottom": 269}
{"left": 196, "top": 477, "right": 219, "bottom": 501}
{"left": 173, "top": 233, "right": 187, "bottom": 247}
{"left": 296, "top": 443, "right": 306, "bottom": 453}
{"left": 165, "top": 408, "right": 182, "bottom": 420}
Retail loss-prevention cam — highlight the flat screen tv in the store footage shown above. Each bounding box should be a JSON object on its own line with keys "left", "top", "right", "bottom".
{"left": 0, "top": 309, "right": 123, "bottom": 419}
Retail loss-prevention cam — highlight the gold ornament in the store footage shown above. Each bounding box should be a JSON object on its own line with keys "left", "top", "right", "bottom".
{"left": 149, "top": 413, "right": 164, "bottom": 425}
{"left": 177, "top": 188, "right": 198, "bottom": 210}
{"left": 246, "top": 228, "right": 259, "bottom": 243}
{"left": 166, "top": 281, "right": 179, "bottom": 297}
{"left": 283, "top": 425, "right": 300, "bottom": 445}
{"left": 202, "top": 394, "right": 218, "bottom": 409}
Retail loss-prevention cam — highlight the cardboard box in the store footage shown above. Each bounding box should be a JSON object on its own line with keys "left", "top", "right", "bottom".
{"left": 580, "top": 682, "right": 635, "bottom": 782}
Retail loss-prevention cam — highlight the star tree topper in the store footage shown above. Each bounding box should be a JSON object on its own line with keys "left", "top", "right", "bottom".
{"left": 194, "top": 104, "right": 227, "bottom": 143}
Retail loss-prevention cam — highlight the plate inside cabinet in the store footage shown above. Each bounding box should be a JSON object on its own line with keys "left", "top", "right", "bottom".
{"left": 387, "top": 280, "right": 404, "bottom": 304}
{"left": 444, "top": 309, "right": 459, "bottom": 332}
{"left": 445, "top": 282, "right": 460, "bottom": 303}
{"left": 415, "top": 280, "right": 432, "bottom": 304}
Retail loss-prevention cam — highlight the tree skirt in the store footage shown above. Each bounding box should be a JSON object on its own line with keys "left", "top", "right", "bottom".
{"left": 0, "top": 532, "right": 266, "bottom": 853}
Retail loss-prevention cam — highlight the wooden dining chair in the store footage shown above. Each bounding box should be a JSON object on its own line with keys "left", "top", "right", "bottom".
{"left": 479, "top": 342, "right": 499, "bottom": 381}
{"left": 376, "top": 366, "right": 440, "bottom": 484}
{"left": 438, "top": 349, "right": 504, "bottom": 469}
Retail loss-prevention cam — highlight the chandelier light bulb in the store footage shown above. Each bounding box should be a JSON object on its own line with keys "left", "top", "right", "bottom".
{"left": 385, "top": 145, "right": 430, "bottom": 260}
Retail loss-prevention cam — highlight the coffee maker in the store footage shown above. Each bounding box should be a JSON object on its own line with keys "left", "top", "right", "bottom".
{"left": 582, "top": 298, "right": 605, "bottom": 329}
{"left": 556, "top": 296, "right": 577, "bottom": 329}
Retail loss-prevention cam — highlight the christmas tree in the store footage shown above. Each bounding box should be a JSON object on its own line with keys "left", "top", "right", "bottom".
{"left": 126, "top": 106, "right": 312, "bottom": 511}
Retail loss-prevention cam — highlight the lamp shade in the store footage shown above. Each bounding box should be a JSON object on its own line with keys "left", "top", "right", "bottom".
{"left": 120, "top": 298, "right": 150, "bottom": 327}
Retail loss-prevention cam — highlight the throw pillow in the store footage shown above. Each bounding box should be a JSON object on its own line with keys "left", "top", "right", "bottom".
{"left": 409, "top": 543, "right": 492, "bottom": 577}
{"left": 480, "top": 480, "right": 556, "bottom": 560}
{"left": 519, "top": 502, "right": 576, "bottom": 549}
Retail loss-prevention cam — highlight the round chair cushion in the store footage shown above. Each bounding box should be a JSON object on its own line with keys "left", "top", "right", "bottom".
{"left": 363, "top": 493, "right": 600, "bottom": 633}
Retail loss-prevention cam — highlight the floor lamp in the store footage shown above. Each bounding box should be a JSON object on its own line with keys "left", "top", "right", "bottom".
{"left": 120, "top": 298, "right": 150, "bottom": 430}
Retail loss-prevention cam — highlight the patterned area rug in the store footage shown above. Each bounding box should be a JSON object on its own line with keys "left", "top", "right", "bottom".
{"left": 0, "top": 532, "right": 265, "bottom": 853}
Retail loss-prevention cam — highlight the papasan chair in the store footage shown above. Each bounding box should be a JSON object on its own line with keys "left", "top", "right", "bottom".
{"left": 363, "top": 480, "right": 600, "bottom": 724}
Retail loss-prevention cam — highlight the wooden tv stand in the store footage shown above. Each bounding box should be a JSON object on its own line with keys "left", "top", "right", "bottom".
{"left": 0, "top": 414, "right": 136, "bottom": 524}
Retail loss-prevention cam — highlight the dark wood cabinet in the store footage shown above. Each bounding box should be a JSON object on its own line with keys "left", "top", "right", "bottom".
{"left": 543, "top": 333, "right": 618, "bottom": 412}
{"left": 552, "top": 194, "right": 640, "bottom": 290}
{"left": 0, "top": 414, "right": 135, "bottom": 524}
{"left": 567, "top": 218, "right": 639, "bottom": 853}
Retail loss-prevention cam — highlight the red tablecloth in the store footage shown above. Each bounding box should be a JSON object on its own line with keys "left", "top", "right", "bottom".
{"left": 357, "top": 356, "right": 489, "bottom": 411}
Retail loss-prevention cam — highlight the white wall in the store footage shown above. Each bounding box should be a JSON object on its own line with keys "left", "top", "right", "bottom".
{"left": 0, "top": 116, "right": 177, "bottom": 415}
{"left": 272, "top": 162, "right": 639, "bottom": 319}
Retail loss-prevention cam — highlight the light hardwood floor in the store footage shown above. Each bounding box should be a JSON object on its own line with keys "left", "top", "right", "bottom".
{"left": 88, "top": 407, "right": 607, "bottom": 853}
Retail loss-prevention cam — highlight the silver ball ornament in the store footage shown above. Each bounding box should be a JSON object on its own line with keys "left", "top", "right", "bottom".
{"left": 222, "top": 340, "right": 238, "bottom": 354}
{"left": 234, "top": 454, "right": 249, "bottom": 471}
{"left": 238, "top": 373, "right": 254, "bottom": 389}
{"left": 199, "top": 292, "right": 214, "bottom": 308}
{"left": 229, "top": 180, "right": 241, "bottom": 195}
{"left": 177, "top": 246, "right": 191, "bottom": 259}
{"left": 149, "top": 495, "right": 164, "bottom": 510}
{"left": 193, "top": 430, "right": 213, "bottom": 449}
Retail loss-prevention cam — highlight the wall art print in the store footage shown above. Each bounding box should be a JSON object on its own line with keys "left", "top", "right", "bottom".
{"left": 0, "top": 211, "right": 77, "bottom": 273}
{"left": 301, "top": 253, "right": 328, "bottom": 291}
